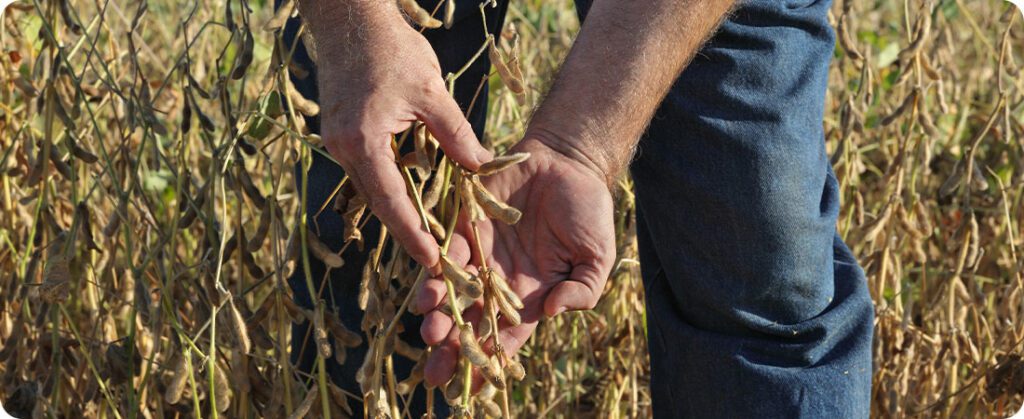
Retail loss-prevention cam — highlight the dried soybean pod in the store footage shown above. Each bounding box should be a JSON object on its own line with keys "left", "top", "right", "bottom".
{"left": 441, "top": 293, "right": 475, "bottom": 316}
{"left": 394, "top": 337, "right": 424, "bottom": 360}
{"left": 164, "top": 354, "right": 189, "bottom": 404}
{"left": 313, "top": 304, "right": 332, "bottom": 358}
{"left": 307, "top": 230, "right": 344, "bottom": 268}
{"left": 414, "top": 123, "right": 433, "bottom": 170}
{"left": 458, "top": 323, "right": 488, "bottom": 367}
{"left": 399, "top": 151, "right": 424, "bottom": 170}
{"left": 221, "top": 232, "right": 240, "bottom": 262}
{"left": 280, "top": 296, "right": 307, "bottom": 322}
{"left": 325, "top": 313, "right": 363, "bottom": 347}
{"left": 488, "top": 269, "right": 523, "bottom": 310}
{"left": 355, "top": 345, "right": 376, "bottom": 388}
{"left": 494, "top": 288, "right": 522, "bottom": 326}
{"left": 880, "top": 88, "right": 918, "bottom": 127}
{"left": 329, "top": 383, "right": 354, "bottom": 416}
{"left": 213, "top": 361, "right": 231, "bottom": 412}
{"left": 177, "top": 182, "right": 209, "bottom": 229}
{"left": 488, "top": 38, "right": 525, "bottom": 95}
{"left": 333, "top": 338, "right": 348, "bottom": 365}
{"left": 13, "top": 75, "right": 38, "bottom": 97}
{"left": 231, "top": 28, "right": 254, "bottom": 80}
{"left": 226, "top": 298, "right": 252, "bottom": 354}
{"left": 238, "top": 137, "right": 258, "bottom": 156}
{"left": 104, "top": 199, "right": 127, "bottom": 237}
{"left": 236, "top": 168, "right": 266, "bottom": 208}
{"left": 247, "top": 293, "right": 274, "bottom": 326}
{"left": 441, "top": 255, "right": 482, "bottom": 298}
{"left": 75, "top": 202, "right": 100, "bottom": 252}
{"left": 343, "top": 195, "right": 367, "bottom": 245}
{"left": 477, "top": 152, "right": 530, "bottom": 176}
{"left": 478, "top": 296, "right": 495, "bottom": 339}
{"left": 939, "top": 161, "right": 965, "bottom": 199}
{"left": 397, "top": 356, "right": 425, "bottom": 395}
{"left": 70, "top": 144, "right": 99, "bottom": 163}
{"left": 425, "top": 211, "right": 446, "bottom": 241}
{"left": 241, "top": 248, "right": 265, "bottom": 278}
{"left": 966, "top": 214, "right": 980, "bottom": 269}
{"left": 921, "top": 54, "right": 941, "bottom": 81}
{"left": 421, "top": 159, "right": 447, "bottom": 209}
{"left": 480, "top": 356, "right": 505, "bottom": 390}
{"left": 48, "top": 145, "right": 73, "bottom": 181}
{"left": 444, "top": 362, "right": 465, "bottom": 402}
{"left": 507, "top": 40, "right": 528, "bottom": 105}
{"left": 285, "top": 77, "right": 320, "bottom": 117}
{"left": 41, "top": 235, "right": 71, "bottom": 304}
{"left": 471, "top": 177, "right": 521, "bottom": 224}
{"left": 460, "top": 176, "right": 483, "bottom": 221}
{"left": 919, "top": 108, "right": 940, "bottom": 138}
{"left": 264, "top": 0, "right": 294, "bottom": 31}
{"left": 287, "top": 388, "right": 317, "bottom": 419}
{"left": 836, "top": 16, "right": 863, "bottom": 61}
{"left": 246, "top": 197, "right": 273, "bottom": 252}
{"left": 58, "top": 0, "right": 81, "bottom": 33}
{"left": 481, "top": 399, "right": 502, "bottom": 418}
{"left": 443, "top": 0, "right": 455, "bottom": 29}
{"left": 503, "top": 356, "right": 525, "bottom": 381}
{"left": 188, "top": 90, "right": 216, "bottom": 133}
{"left": 398, "top": 0, "right": 442, "bottom": 29}
{"left": 358, "top": 251, "right": 375, "bottom": 310}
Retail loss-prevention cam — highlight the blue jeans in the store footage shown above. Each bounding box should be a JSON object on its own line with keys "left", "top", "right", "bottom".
{"left": 284, "top": 0, "right": 874, "bottom": 417}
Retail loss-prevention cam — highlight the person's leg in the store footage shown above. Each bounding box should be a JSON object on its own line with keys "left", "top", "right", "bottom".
{"left": 582, "top": 0, "right": 872, "bottom": 416}
{"left": 280, "top": 1, "right": 509, "bottom": 415}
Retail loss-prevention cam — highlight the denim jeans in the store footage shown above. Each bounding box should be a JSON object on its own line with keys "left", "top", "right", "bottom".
{"left": 283, "top": 0, "right": 874, "bottom": 417}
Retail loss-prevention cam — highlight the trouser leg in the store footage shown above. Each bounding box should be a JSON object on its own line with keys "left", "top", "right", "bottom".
{"left": 569, "top": 0, "right": 875, "bottom": 416}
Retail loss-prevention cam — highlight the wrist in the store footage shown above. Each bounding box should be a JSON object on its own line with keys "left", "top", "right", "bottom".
{"left": 520, "top": 127, "right": 617, "bottom": 188}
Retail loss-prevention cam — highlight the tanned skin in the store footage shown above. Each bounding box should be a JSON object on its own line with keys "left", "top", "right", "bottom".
{"left": 300, "top": 0, "right": 735, "bottom": 386}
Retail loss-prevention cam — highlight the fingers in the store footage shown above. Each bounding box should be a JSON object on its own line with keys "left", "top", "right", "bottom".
{"left": 415, "top": 231, "right": 472, "bottom": 345}
{"left": 543, "top": 262, "right": 610, "bottom": 317}
{"left": 415, "top": 89, "right": 492, "bottom": 171}
{"left": 424, "top": 326, "right": 460, "bottom": 387}
{"left": 424, "top": 306, "right": 533, "bottom": 389}
{"left": 330, "top": 139, "right": 440, "bottom": 269}
{"left": 413, "top": 232, "right": 471, "bottom": 314}
{"left": 420, "top": 309, "right": 455, "bottom": 346}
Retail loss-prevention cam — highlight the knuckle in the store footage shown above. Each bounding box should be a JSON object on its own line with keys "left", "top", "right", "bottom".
{"left": 368, "top": 192, "right": 403, "bottom": 218}
{"left": 447, "top": 118, "right": 473, "bottom": 144}
{"left": 421, "top": 80, "right": 447, "bottom": 101}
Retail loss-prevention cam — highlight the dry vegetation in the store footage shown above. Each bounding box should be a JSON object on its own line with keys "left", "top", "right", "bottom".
{"left": 0, "top": 0, "right": 1021, "bottom": 417}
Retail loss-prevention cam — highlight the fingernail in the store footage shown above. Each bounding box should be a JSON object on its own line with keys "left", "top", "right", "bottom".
{"left": 427, "top": 262, "right": 442, "bottom": 277}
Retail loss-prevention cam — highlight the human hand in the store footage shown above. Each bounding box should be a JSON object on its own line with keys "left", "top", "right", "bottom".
{"left": 412, "top": 136, "right": 617, "bottom": 387}
{"left": 316, "top": 12, "right": 492, "bottom": 269}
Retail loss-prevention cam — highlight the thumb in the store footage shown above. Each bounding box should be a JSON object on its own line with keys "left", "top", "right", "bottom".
{"left": 543, "top": 263, "right": 607, "bottom": 317}
{"left": 416, "top": 92, "right": 492, "bottom": 170}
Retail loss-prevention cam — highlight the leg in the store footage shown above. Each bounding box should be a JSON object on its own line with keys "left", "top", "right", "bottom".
{"left": 609, "top": 0, "right": 874, "bottom": 416}
{"left": 280, "top": 0, "right": 509, "bottom": 414}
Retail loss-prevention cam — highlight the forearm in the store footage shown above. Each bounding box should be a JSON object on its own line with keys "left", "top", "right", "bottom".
{"left": 296, "top": 0, "right": 404, "bottom": 64}
{"left": 529, "top": 0, "right": 735, "bottom": 184}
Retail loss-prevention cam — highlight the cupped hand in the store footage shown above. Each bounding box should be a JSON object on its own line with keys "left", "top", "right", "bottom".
{"left": 316, "top": 16, "right": 491, "bottom": 269}
{"left": 411, "top": 137, "right": 617, "bottom": 387}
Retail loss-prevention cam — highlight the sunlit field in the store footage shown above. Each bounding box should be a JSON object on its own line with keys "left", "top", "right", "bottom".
{"left": 0, "top": 0, "right": 1022, "bottom": 417}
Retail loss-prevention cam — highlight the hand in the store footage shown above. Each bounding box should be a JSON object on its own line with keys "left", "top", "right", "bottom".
{"left": 412, "top": 137, "right": 617, "bottom": 387}
{"left": 316, "top": 13, "right": 492, "bottom": 269}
